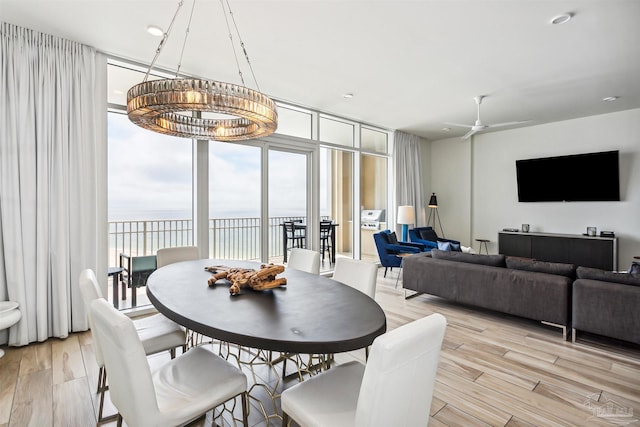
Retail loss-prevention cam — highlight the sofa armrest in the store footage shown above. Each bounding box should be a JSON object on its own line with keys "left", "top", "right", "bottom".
{"left": 409, "top": 237, "right": 438, "bottom": 250}
{"left": 573, "top": 279, "right": 640, "bottom": 344}
{"left": 387, "top": 243, "right": 423, "bottom": 254}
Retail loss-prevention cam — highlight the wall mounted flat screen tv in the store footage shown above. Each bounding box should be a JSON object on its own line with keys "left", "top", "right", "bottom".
{"left": 516, "top": 150, "right": 620, "bottom": 202}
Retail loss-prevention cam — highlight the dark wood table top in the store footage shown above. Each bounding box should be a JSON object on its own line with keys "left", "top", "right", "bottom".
{"left": 146, "top": 259, "right": 387, "bottom": 354}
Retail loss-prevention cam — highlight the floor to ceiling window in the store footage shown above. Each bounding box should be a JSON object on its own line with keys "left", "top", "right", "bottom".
{"left": 107, "top": 62, "right": 194, "bottom": 310}
{"left": 268, "top": 149, "right": 309, "bottom": 264}
{"left": 360, "top": 128, "right": 389, "bottom": 261}
{"left": 320, "top": 147, "right": 354, "bottom": 264}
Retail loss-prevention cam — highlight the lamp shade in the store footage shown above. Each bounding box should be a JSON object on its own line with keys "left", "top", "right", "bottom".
{"left": 397, "top": 205, "right": 415, "bottom": 225}
{"left": 428, "top": 193, "right": 438, "bottom": 208}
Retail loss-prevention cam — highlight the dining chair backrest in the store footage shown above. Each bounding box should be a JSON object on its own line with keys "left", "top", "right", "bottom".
{"left": 287, "top": 248, "right": 320, "bottom": 275}
{"left": 157, "top": 246, "right": 199, "bottom": 268}
{"left": 78, "top": 269, "right": 105, "bottom": 366}
{"left": 354, "top": 313, "right": 447, "bottom": 427}
{"left": 284, "top": 221, "right": 297, "bottom": 238}
{"left": 320, "top": 220, "right": 333, "bottom": 238}
{"left": 332, "top": 258, "right": 378, "bottom": 299}
{"left": 90, "top": 298, "right": 159, "bottom": 425}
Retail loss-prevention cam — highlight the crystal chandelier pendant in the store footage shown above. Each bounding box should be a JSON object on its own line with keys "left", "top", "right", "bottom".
{"left": 127, "top": 0, "right": 278, "bottom": 141}
{"left": 127, "top": 78, "right": 278, "bottom": 141}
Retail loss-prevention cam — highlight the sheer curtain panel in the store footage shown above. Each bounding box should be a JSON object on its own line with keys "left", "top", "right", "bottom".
{"left": 0, "top": 22, "right": 107, "bottom": 346}
{"left": 393, "top": 131, "right": 426, "bottom": 232}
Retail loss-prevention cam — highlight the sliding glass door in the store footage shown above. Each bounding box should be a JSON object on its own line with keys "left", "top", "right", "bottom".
{"left": 209, "top": 141, "right": 261, "bottom": 260}
{"left": 268, "top": 149, "right": 309, "bottom": 263}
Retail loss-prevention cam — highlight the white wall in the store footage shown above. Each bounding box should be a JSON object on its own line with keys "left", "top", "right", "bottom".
{"left": 425, "top": 108, "right": 640, "bottom": 268}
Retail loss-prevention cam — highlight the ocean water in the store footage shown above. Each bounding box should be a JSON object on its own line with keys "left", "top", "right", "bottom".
{"left": 108, "top": 208, "right": 309, "bottom": 222}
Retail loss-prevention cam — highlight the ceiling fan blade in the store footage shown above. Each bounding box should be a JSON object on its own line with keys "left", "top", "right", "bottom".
{"left": 444, "top": 122, "right": 473, "bottom": 129}
{"left": 486, "top": 120, "right": 532, "bottom": 129}
{"left": 461, "top": 128, "right": 479, "bottom": 140}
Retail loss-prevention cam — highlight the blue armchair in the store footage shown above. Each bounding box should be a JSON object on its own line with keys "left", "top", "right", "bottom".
{"left": 409, "top": 226, "right": 462, "bottom": 252}
{"left": 373, "top": 230, "right": 426, "bottom": 277}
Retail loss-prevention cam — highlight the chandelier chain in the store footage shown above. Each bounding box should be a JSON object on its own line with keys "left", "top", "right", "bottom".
{"left": 224, "top": 0, "right": 261, "bottom": 92}
{"left": 175, "top": 0, "right": 197, "bottom": 78}
{"left": 219, "top": 0, "right": 245, "bottom": 86}
{"left": 144, "top": 0, "right": 184, "bottom": 82}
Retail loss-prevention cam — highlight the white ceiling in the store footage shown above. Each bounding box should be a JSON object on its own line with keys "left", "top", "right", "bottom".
{"left": 2, "top": 0, "right": 639, "bottom": 140}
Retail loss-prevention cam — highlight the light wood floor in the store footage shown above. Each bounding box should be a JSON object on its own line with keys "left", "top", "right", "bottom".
{"left": 1, "top": 268, "right": 639, "bottom": 427}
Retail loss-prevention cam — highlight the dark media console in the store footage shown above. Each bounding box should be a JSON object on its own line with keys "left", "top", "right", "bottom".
{"left": 498, "top": 231, "right": 617, "bottom": 271}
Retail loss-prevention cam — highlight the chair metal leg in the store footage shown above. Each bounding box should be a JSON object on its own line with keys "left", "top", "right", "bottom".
{"left": 241, "top": 392, "right": 249, "bottom": 427}
{"left": 96, "top": 366, "right": 104, "bottom": 393}
{"left": 116, "top": 414, "right": 123, "bottom": 427}
{"left": 282, "top": 411, "right": 290, "bottom": 427}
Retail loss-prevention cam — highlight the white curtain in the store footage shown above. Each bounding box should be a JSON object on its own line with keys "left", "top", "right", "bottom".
{"left": 393, "top": 131, "right": 427, "bottom": 231}
{"left": 0, "top": 22, "right": 107, "bottom": 346}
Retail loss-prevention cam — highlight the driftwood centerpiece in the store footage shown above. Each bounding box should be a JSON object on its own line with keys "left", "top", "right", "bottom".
{"left": 205, "top": 264, "right": 287, "bottom": 295}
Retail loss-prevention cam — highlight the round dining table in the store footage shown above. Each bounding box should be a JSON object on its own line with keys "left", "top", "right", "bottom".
{"left": 146, "top": 259, "right": 387, "bottom": 354}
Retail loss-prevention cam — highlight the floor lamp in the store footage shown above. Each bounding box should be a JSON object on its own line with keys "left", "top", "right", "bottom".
{"left": 397, "top": 205, "right": 415, "bottom": 242}
{"left": 427, "top": 193, "right": 445, "bottom": 237}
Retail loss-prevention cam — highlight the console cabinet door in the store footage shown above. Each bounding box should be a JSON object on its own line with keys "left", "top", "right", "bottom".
{"left": 498, "top": 233, "right": 531, "bottom": 258}
{"left": 532, "top": 236, "right": 569, "bottom": 264}
{"left": 568, "top": 238, "right": 614, "bottom": 270}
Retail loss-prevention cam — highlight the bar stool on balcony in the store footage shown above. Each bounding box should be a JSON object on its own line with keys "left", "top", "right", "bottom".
{"left": 320, "top": 220, "right": 335, "bottom": 264}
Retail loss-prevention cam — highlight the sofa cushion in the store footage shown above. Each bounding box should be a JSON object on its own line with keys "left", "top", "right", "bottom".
{"left": 431, "top": 249, "right": 505, "bottom": 267}
{"left": 576, "top": 266, "right": 640, "bottom": 287}
{"left": 506, "top": 257, "right": 576, "bottom": 279}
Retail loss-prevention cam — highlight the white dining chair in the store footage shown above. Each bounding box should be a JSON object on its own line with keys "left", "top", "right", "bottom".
{"left": 332, "top": 258, "right": 378, "bottom": 299}
{"left": 157, "top": 246, "right": 199, "bottom": 268}
{"left": 287, "top": 248, "right": 320, "bottom": 275}
{"left": 79, "top": 269, "right": 187, "bottom": 424}
{"left": 90, "top": 298, "right": 248, "bottom": 427}
{"left": 281, "top": 313, "right": 447, "bottom": 427}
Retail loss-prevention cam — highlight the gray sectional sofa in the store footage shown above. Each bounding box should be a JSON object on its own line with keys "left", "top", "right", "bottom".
{"left": 403, "top": 249, "right": 640, "bottom": 345}
{"left": 572, "top": 267, "right": 640, "bottom": 345}
{"left": 403, "top": 250, "right": 574, "bottom": 339}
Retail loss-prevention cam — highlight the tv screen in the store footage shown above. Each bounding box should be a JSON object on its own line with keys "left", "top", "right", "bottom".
{"left": 516, "top": 150, "right": 620, "bottom": 202}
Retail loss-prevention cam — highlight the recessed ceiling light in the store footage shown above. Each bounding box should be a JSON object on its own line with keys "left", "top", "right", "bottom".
{"left": 147, "top": 25, "right": 164, "bottom": 37}
{"left": 343, "top": 93, "right": 354, "bottom": 99}
{"left": 602, "top": 96, "right": 618, "bottom": 102}
{"left": 550, "top": 13, "right": 573, "bottom": 25}
{"left": 442, "top": 127, "right": 451, "bottom": 132}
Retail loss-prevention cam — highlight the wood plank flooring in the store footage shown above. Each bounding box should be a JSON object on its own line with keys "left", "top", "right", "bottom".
{"left": 0, "top": 268, "right": 638, "bottom": 426}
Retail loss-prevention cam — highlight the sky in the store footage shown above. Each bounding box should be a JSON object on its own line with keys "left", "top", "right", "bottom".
{"left": 108, "top": 112, "right": 309, "bottom": 221}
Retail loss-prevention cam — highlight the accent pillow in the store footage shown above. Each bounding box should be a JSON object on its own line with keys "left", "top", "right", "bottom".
{"left": 419, "top": 228, "right": 439, "bottom": 242}
{"left": 506, "top": 257, "right": 576, "bottom": 279}
{"left": 431, "top": 249, "right": 506, "bottom": 267}
{"left": 576, "top": 266, "right": 640, "bottom": 287}
{"left": 437, "top": 241, "right": 461, "bottom": 252}
{"left": 437, "top": 241, "right": 452, "bottom": 251}
{"left": 387, "top": 231, "right": 399, "bottom": 244}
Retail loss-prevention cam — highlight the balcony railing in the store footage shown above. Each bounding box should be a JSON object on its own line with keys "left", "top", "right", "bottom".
{"left": 108, "top": 216, "right": 318, "bottom": 266}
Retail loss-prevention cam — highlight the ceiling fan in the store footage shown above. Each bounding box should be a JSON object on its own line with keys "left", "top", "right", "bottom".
{"left": 445, "top": 96, "right": 530, "bottom": 140}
